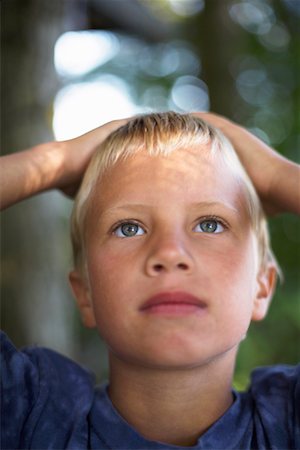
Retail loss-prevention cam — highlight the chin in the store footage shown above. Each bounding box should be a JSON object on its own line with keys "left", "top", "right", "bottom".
{"left": 136, "top": 343, "right": 218, "bottom": 370}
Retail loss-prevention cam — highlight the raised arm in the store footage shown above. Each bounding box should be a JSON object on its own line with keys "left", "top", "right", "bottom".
{"left": 194, "top": 112, "right": 300, "bottom": 216}
{"left": 0, "top": 119, "right": 127, "bottom": 210}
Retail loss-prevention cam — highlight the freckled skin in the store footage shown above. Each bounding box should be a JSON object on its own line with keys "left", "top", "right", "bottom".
{"left": 80, "top": 146, "right": 264, "bottom": 370}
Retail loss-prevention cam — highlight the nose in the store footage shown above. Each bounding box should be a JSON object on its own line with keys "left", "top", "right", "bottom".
{"left": 145, "top": 234, "right": 194, "bottom": 276}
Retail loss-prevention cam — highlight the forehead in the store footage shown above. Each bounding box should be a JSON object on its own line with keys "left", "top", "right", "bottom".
{"left": 88, "top": 146, "right": 248, "bottom": 218}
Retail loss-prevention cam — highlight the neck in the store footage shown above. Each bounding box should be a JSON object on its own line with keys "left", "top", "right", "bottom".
{"left": 108, "top": 352, "right": 236, "bottom": 447}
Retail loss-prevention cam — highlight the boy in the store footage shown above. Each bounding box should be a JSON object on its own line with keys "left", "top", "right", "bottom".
{"left": 1, "top": 112, "right": 299, "bottom": 449}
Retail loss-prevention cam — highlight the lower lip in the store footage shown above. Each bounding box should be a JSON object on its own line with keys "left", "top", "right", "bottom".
{"left": 141, "top": 303, "right": 206, "bottom": 316}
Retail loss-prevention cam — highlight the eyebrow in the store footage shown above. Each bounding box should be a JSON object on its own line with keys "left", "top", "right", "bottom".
{"left": 99, "top": 201, "right": 239, "bottom": 218}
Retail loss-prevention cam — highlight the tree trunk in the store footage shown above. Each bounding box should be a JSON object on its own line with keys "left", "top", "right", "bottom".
{"left": 1, "top": 0, "right": 79, "bottom": 355}
{"left": 189, "top": 0, "right": 248, "bottom": 118}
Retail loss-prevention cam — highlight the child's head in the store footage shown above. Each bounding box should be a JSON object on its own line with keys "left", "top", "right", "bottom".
{"left": 69, "top": 112, "right": 278, "bottom": 370}
{"left": 71, "top": 112, "right": 276, "bottom": 276}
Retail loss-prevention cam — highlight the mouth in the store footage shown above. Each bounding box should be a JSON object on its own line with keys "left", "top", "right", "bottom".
{"left": 139, "top": 291, "right": 207, "bottom": 316}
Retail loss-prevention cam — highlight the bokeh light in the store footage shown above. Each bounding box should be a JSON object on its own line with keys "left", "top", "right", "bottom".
{"left": 53, "top": 30, "right": 204, "bottom": 138}
{"left": 54, "top": 31, "right": 120, "bottom": 77}
{"left": 229, "top": 0, "right": 275, "bottom": 35}
{"left": 170, "top": 76, "right": 209, "bottom": 111}
{"left": 166, "top": 0, "right": 205, "bottom": 17}
{"left": 258, "top": 23, "right": 290, "bottom": 51}
{"left": 53, "top": 77, "right": 139, "bottom": 140}
{"left": 138, "top": 41, "right": 200, "bottom": 78}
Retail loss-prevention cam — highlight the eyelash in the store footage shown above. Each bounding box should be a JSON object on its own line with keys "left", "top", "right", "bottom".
{"left": 111, "top": 219, "right": 144, "bottom": 236}
{"left": 111, "top": 216, "right": 228, "bottom": 237}
{"left": 194, "top": 216, "right": 228, "bottom": 234}
{"left": 197, "top": 215, "right": 228, "bottom": 229}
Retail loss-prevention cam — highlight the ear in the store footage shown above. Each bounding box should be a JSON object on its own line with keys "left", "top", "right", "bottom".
{"left": 69, "top": 270, "right": 96, "bottom": 328}
{"left": 252, "top": 263, "right": 277, "bottom": 321}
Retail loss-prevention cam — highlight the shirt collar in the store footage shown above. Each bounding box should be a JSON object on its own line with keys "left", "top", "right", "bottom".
{"left": 89, "top": 383, "right": 253, "bottom": 449}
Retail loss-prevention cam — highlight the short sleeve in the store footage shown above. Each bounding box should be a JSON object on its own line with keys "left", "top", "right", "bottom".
{"left": 1, "top": 332, "right": 41, "bottom": 449}
{"left": 1, "top": 331, "right": 95, "bottom": 449}
{"left": 250, "top": 364, "right": 300, "bottom": 449}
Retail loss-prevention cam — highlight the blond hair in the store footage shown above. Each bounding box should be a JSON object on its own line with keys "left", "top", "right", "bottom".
{"left": 71, "top": 112, "right": 279, "bottom": 277}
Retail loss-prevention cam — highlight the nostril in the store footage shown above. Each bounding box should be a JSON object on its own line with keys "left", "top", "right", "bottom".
{"left": 153, "top": 264, "right": 164, "bottom": 272}
{"left": 178, "top": 263, "right": 188, "bottom": 270}
{"left": 152, "top": 263, "right": 189, "bottom": 272}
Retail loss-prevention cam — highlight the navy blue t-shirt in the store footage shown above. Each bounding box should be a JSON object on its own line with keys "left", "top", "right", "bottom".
{"left": 1, "top": 332, "right": 300, "bottom": 449}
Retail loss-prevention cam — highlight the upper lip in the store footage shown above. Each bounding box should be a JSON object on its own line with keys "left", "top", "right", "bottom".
{"left": 140, "top": 291, "right": 207, "bottom": 311}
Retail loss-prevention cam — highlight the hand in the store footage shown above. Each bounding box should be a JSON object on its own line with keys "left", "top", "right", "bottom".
{"left": 193, "top": 112, "right": 300, "bottom": 216}
{"left": 55, "top": 118, "right": 128, "bottom": 197}
{"left": 0, "top": 118, "right": 128, "bottom": 210}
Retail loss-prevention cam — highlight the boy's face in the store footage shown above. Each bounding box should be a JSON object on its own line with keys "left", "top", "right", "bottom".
{"left": 71, "top": 145, "right": 275, "bottom": 370}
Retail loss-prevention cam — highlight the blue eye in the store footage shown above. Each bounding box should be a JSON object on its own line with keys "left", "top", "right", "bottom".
{"left": 194, "top": 219, "right": 224, "bottom": 234}
{"left": 114, "top": 222, "right": 145, "bottom": 238}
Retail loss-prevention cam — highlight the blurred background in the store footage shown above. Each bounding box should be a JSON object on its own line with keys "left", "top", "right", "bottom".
{"left": 1, "top": 0, "right": 299, "bottom": 389}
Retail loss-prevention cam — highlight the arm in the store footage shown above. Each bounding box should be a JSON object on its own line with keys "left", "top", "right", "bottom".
{"left": 193, "top": 112, "right": 300, "bottom": 216}
{"left": 0, "top": 119, "right": 127, "bottom": 210}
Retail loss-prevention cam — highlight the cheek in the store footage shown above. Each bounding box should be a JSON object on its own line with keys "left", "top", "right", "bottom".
{"left": 86, "top": 244, "right": 137, "bottom": 317}
{"left": 88, "top": 236, "right": 128, "bottom": 275}
{"left": 210, "top": 238, "right": 259, "bottom": 332}
{"left": 87, "top": 248, "right": 120, "bottom": 297}
{"left": 202, "top": 236, "right": 258, "bottom": 302}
